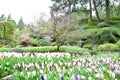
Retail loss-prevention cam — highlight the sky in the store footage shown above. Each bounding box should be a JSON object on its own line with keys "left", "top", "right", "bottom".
{"left": 0, "top": 0, "right": 52, "bottom": 24}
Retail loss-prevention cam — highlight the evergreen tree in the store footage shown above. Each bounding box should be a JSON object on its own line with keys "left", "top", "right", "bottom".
{"left": 17, "top": 17, "right": 25, "bottom": 30}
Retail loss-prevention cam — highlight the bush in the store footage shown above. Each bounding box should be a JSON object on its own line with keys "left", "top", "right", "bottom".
{"left": 97, "top": 43, "right": 119, "bottom": 52}
{"left": 0, "top": 48, "right": 10, "bottom": 52}
{"left": 108, "top": 21, "right": 120, "bottom": 25}
{"left": 83, "top": 44, "right": 93, "bottom": 50}
{"left": 116, "top": 40, "right": 120, "bottom": 48}
{"left": 88, "top": 20, "right": 98, "bottom": 27}
{"left": 10, "top": 48, "right": 23, "bottom": 53}
{"left": 38, "top": 39, "right": 51, "bottom": 46}
{"left": 89, "top": 50, "right": 97, "bottom": 56}
{"left": 29, "top": 39, "right": 51, "bottom": 46}
{"left": 97, "top": 22, "right": 109, "bottom": 28}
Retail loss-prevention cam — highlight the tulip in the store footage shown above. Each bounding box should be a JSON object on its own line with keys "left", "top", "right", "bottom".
{"left": 81, "top": 75, "right": 85, "bottom": 80}
{"left": 88, "top": 77, "right": 92, "bottom": 80}
{"left": 116, "top": 70, "right": 120, "bottom": 75}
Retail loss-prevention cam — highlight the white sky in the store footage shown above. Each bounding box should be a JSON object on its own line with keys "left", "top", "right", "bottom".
{"left": 0, "top": 0, "right": 52, "bottom": 24}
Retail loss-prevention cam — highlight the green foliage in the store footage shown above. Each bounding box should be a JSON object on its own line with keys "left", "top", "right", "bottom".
{"left": 97, "top": 43, "right": 119, "bottom": 52}
{"left": 0, "top": 53, "right": 119, "bottom": 79}
{"left": 0, "top": 46, "right": 90, "bottom": 54}
{"left": 17, "top": 17, "right": 25, "bottom": 30}
{"left": 10, "top": 48, "right": 23, "bottom": 53}
{"left": 89, "top": 50, "right": 97, "bottom": 56}
{"left": 108, "top": 21, "right": 120, "bottom": 25}
{"left": 97, "top": 22, "right": 109, "bottom": 28}
{"left": 0, "top": 48, "right": 10, "bottom": 52}
{"left": 87, "top": 20, "right": 98, "bottom": 27}
{"left": 23, "top": 46, "right": 56, "bottom": 53}
{"left": 111, "top": 16, "right": 120, "bottom": 21}
{"left": 60, "top": 46, "right": 90, "bottom": 53}
{"left": 0, "top": 15, "right": 16, "bottom": 46}
{"left": 83, "top": 44, "right": 93, "bottom": 50}
{"left": 38, "top": 39, "right": 51, "bottom": 46}
{"left": 116, "top": 40, "right": 120, "bottom": 48}
{"left": 29, "top": 39, "right": 51, "bottom": 46}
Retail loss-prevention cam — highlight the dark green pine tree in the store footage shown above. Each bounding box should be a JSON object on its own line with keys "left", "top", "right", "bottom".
{"left": 17, "top": 17, "right": 25, "bottom": 30}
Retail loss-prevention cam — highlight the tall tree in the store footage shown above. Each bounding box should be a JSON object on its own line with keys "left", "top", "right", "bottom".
{"left": 93, "top": 0, "right": 101, "bottom": 22}
{"left": 89, "top": 0, "right": 92, "bottom": 22}
{"left": 51, "top": 0, "right": 78, "bottom": 24}
{"left": 17, "top": 17, "right": 25, "bottom": 30}
{"left": 0, "top": 15, "right": 16, "bottom": 44}
{"left": 105, "top": 0, "right": 110, "bottom": 22}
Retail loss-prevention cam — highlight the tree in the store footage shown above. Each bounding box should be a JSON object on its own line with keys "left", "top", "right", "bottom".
{"left": 51, "top": 0, "right": 78, "bottom": 24}
{"left": 105, "top": 0, "right": 110, "bottom": 22}
{"left": 49, "top": 11, "right": 70, "bottom": 51}
{"left": 0, "top": 15, "right": 16, "bottom": 45}
{"left": 89, "top": 0, "right": 92, "bottom": 22}
{"left": 93, "top": 0, "right": 101, "bottom": 22}
{"left": 17, "top": 17, "right": 25, "bottom": 30}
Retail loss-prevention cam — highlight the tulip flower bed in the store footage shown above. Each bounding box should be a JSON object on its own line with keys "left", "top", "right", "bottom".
{"left": 0, "top": 52, "right": 120, "bottom": 80}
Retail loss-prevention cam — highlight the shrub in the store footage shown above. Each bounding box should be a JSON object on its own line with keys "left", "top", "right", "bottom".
{"left": 83, "top": 44, "right": 93, "bottom": 50}
{"left": 89, "top": 50, "right": 97, "bottom": 56}
{"left": 116, "top": 40, "right": 120, "bottom": 48}
{"left": 28, "top": 39, "right": 39, "bottom": 46}
{"left": 97, "top": 22, "right": 109, "bottom": 28}
{"left": 88, "top": 20, "right": 98, "bottom": 27}
{"left": 0, "top": 48, "right": 10, "bottom": 52}
{"left": 108, "top": 21, "right": 120, "bottom": 25}
{"left": 29, "top": 39, "right": 51, "bottom": 46}
{"left": 10, "top": 48, "right": 23, "bottom": 53}
{"left": 38, "top": 39, "right": 51, "bottom": 46}
{"left": 97, "top": 43, "right": 119, "bottom": 52}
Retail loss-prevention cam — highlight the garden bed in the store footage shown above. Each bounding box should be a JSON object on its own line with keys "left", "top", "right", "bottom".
{"left": 0, "top": 53, "right": 120, "bottom": 80}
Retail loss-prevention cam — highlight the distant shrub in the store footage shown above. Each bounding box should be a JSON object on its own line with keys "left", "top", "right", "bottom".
{"left": 88, "top": 20, "right": 98, "bottom": 27}
{"left": 0, "top": 48, "right": 10, "bottom": 52}
{"left": 64, "top": 39, "right": 78, "bottom": 46}
{"left": 108, "top": 21, "right": 120, "bottom": 25}
{"left": 97, "top": 22, "right": 109, "bottom": 28}
{"left": 29, "top": 39, "right": 51, "bottom": 46}
{"left": 111, "top": 16, "right": 120, "bottom": 21}
{"left": 116, "top": 40, "right": 120, "bottom": 48}
{"left": 98, "top": 43, "right": 119, "bottom": 52}
{"left": 89, "top": 50, "right": 97, "bottom": 56}
{"left": 78, "top": 17, "right": 88, "bottom": 24}
{"left": 10, "top": 48, "right": 23, "bottom": 53}
{"left": 38, "top": 39, "right": 51, "bottom": 46}
{"left": 29, "top": 39, "right": 39, "bottom": 46}
{"left": 83, "top": 44, "right": 93, "bottom": 50}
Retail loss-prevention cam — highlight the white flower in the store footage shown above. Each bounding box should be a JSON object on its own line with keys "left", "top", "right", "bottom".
{"left": 6, "top": 62, "right": 9, "bottom": 65}
{"left": 32, "top": 71, "right": 36, "bottom": 76}
{"left": 40, "top": 70, "right": 44, "bottom": 74}
{"left": 17, "top": 63, "right": 21, "bottom": 67}
{"left": 108, "top": 71, "right": 115, "bottom": 78}
{"left": 88, "top": 77, "right": 92, "bottom": 80}
{"left": 95, "top": 73, "right": 104, "bottom": 79}
{"left": 81, "top": 75, "right": 85, "bottom": 80}
{"left": 27, "top": 72, "right": 31, "bottom": 78}
{"left": 35, "top": 63, "right": 40, "bottom": 70}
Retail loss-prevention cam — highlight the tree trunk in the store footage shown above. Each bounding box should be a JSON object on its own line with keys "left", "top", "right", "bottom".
{"left": 89, "top": 0, "right": 92, "bottom": 22}
{"left": 93, "top": 0, "right": 101, "bottom": 22}
{"left": 3, "top": 24, "right": 6, "bottom": 45}
{"left": 106, "top": 0, "right": 110, "bottom": 22}
{"left": 3, "top": 24, "right": 6, "bottom": 39}
{"left": 68, "top": 0, "right": 72, "bottom": 25}
{"left": 56, "top": 36, "right": 60, "bottom": 51}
